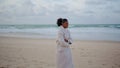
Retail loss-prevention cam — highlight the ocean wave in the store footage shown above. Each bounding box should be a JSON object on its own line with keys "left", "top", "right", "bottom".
{"left": 70, "top": 24, "right": 120, "bottom": 29}
{"left": 0, "top": 24, "right": 120, "bottom": 29}
{"left": 0, "top": 24, "right": 120, "bottom": 41}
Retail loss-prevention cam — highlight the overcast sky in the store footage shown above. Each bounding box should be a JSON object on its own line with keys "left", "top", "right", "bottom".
{"left": 0, "top": 0, "right": 120, "bottom": 24}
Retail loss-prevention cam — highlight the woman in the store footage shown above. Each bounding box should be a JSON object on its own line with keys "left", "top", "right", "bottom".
{"left": 56, "top": 18, "right": 74, "bottom": 68}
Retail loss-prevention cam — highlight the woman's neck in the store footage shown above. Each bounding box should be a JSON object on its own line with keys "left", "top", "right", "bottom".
{"left": 61, "top": 25, "right": 67, "bottom": 29}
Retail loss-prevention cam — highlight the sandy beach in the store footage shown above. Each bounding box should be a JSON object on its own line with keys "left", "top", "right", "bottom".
{"left": 0, "top": 36, "right": 120, "bottom": 68}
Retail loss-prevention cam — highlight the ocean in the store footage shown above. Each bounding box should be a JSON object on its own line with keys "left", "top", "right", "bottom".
{"left": 0, "top": 24, "right": 120, "bottom": 41}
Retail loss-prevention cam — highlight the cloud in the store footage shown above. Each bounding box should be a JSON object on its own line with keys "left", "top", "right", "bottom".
{"left": 85, "top": 0, "right": 106, "bottom": 5}
{"left": 0, "top": 0, "right": 34, "bottom": 16}
{"left": 0, "top": 0, "right": 86, "bottom": 16}
{"left": 0, "top": 0, "right": 120, "bottom": 24}
{"left": 84, "top": 0, "right": 120, "bottom": 15}
{"left": 30, "top": 0, "right": 86, "bottom": 15}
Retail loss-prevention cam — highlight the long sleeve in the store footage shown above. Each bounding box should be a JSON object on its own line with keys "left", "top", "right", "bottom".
{"left": 57, "top": 30, "right": 69, "bottom": 47}
{"left": 68, "top": 30, "right": 73, "bottom": 44}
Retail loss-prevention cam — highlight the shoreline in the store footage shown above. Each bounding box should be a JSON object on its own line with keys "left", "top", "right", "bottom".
{"left": 0, "top": 32, "right": 120, "bottom": 42}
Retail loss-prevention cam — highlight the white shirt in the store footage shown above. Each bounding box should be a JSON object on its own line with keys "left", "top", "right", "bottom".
{"left": 56, "top": 26, "right": 72, "bottom": 47}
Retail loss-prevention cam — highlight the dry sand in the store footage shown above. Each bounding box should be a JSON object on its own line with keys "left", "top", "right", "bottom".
{"left": 0, "top": 36, "right": 120, "bottom": 68}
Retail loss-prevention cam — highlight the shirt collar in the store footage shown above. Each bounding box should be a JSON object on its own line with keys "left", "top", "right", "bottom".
{"left": 60, "top": 26, "right": 64, "bottom": 29}
{"left": 60, "top": 26, "right": 68, "bottom": 30}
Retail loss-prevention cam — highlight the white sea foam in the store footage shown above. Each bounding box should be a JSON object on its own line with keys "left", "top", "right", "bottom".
{"left": 0, "top": 24, "right": 120, "bottom": 41}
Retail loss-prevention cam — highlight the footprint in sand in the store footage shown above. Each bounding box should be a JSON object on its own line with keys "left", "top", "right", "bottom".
{"left": 115, "top": 64, "right": 120, "bottom": 68}
{"left": 0, "top": 67, "right": 8, "bottom": 68}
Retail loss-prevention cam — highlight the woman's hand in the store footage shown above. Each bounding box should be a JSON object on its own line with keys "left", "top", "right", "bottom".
{"left": 64, "top": 39, "right": 72, "bottom": 44}
{"left": 64, "top": 39, "right": 68, "bottom": 42}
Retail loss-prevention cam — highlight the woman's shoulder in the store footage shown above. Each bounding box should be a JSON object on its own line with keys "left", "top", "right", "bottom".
{"left": 58, "top": 28, "right": 65, "bottom": 34}
{"left": 58, "top": 28, "right": 63, "bottom": 33}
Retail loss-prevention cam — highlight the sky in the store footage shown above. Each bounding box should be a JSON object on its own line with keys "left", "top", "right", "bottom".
{"left": 0, "top": 0, "right": 120, "bottom": 24}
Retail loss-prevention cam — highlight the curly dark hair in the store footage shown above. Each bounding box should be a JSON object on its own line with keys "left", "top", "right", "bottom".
{"left": 56, "top": 18, "right": 68, "bottom": 27}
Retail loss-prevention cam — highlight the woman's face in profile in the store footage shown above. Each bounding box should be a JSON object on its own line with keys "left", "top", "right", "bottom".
{"left": 62, "top": 21, "right": 69, "bottom": 28}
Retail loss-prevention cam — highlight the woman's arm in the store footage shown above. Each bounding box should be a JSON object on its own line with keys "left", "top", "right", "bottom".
{"left": 58, "top": 30, "right": 69, "bottom": 47}
{"left": 68, "top": 30, "right": 73, "bottom": 45}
